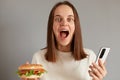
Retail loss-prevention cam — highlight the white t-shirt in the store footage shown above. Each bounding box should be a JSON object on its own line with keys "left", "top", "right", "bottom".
{"left": 31, "top": 48, "right": 96, "bottom": 80}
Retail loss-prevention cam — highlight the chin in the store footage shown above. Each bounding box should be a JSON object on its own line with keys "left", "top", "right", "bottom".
{"left": 59, "top": 41, "right": 71, "bottom": 47}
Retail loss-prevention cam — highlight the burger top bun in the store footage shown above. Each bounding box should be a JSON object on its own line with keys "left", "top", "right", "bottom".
{"left": 18, "top": 64, "right": 44, "bottom": 70}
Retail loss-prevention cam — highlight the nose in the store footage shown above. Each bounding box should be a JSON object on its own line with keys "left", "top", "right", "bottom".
{"left": 60, "top": 18, "right": 68, "bottom": 26}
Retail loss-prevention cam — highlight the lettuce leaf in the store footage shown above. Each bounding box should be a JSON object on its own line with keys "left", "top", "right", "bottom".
{"left": 16, "top": 70, "right": 46, "bottom": 77}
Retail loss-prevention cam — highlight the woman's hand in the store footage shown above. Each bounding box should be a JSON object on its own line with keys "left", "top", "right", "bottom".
{"left": 89, "top": 59, "right": 107, "bottom": 80}
{"left": 21, "top": 78, "right": 40, "bottom": 80}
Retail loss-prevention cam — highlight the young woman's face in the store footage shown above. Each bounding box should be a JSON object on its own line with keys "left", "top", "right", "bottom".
{"left": 53, "top": 5, "right": 75, "bottom": 47}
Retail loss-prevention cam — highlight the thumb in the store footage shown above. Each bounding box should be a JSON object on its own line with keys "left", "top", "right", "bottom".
{"left": 26, "top": 61, "right": 29, "bottom": 64}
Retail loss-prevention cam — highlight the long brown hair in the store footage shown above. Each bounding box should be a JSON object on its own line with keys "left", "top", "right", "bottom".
{"left": 45, "top": 1, "right": 87, "bottom": 62}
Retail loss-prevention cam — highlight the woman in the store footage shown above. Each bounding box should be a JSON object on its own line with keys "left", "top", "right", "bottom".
{"left": 23, "top": 1, "right": 107, "bottom": 80}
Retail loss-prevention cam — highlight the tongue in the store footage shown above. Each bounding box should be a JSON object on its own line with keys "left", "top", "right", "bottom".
{"left": 60, "top": 32, "right": 67, "bottom": 38}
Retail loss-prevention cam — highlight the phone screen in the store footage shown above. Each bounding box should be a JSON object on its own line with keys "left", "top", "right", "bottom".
{"left": 99, "top": 48, "right": 106, "bottom": 58}
{"left": 95, "top": 47, "right": 110, "bottom": 64}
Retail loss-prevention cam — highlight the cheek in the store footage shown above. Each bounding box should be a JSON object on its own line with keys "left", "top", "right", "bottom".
{"left": 53, "top": 24, "right": 58, "bottom": 35}
{"left": 71, "top": 26, "right": 75, "bottom": 35}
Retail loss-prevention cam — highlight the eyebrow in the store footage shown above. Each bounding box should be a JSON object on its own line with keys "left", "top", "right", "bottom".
{"left": 54, "top": 15, "right": 74, "bottom": 18}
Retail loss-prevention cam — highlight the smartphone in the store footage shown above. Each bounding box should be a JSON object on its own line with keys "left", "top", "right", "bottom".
{"left": 95, "top": 47, "right": 110, "bottom": 65}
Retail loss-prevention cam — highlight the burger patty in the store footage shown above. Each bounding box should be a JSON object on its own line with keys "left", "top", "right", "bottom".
{"left": 19, "top": 69, "right": 45, "bottom": 75}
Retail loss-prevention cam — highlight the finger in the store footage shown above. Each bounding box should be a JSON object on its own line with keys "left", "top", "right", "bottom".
{"left": 26, "top": 61, "right": 29, "bottom": 64}
{"left": 89, "top": 70, "right": 99, "bottom": 80}
{"left": 28, "top": 78, "right": 39, "bottom": 80}
{"left": 92, "top": 63, "right": 104, "bottom": 75}
{"left": 89, "top": 65, "right": 103, "bottom": 79}
{"left": 98, "top": 59, "right": 106, "bottom": 70}
{"left": 104, "top": 61, "right": 106, "bottom": 65}
{"left": 21, "top": 77, "right": 40, "bottom": 80}
{"left": 26, "top": 78, "right": 34, "bottom": 80}
{"left": 21, "top": 78, "right": 27, "bottom": 80}
{"left": 35, "top": 78, "right": 40, "bottom": 80}
{"left": 98, "top": 59, "right": 107, "bottom": 76}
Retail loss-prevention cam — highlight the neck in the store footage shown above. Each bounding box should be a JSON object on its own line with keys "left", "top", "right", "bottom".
{"left": 57, "top": 44, "right": 71, "bottom": 52}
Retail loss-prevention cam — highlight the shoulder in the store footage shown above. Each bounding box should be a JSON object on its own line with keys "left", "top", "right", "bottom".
{"left": 84, "top": 48, "right": 95, "bottom": 55}
{"left": 31, "top": 48, "right": 47, "bottom": 64}
{"left": 84, "top": 48, "right": 96, "bottom": 62}
{"left": 33, "top": 48, "right": 47, "bottom": 57}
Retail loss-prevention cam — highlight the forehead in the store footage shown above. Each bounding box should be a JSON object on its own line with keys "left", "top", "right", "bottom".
{"left": 54, "top": 5, "right": 74, "bottom": 16}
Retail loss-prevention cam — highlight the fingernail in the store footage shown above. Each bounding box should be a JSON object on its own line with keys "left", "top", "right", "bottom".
{"left": 89, "top": 65, "right": 92, "bottom": 68}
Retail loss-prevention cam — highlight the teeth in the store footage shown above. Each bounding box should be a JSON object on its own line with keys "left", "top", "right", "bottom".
{"left": 62, "top": 30, "right": 67, "bottom": 31}
{"left": 60, "top": 29, "right": 68, "bottom": 32}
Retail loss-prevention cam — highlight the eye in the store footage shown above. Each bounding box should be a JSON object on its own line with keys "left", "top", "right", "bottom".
{"left": 54, "top": 17, "right": 62, "bottom": 22}
{"left": 67, "top": 17, "right": 74, "bottom": 22}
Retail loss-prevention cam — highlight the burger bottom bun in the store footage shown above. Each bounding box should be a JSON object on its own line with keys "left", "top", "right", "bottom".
{"left": 20, "top": 74, "right": 43, "bottom": 79}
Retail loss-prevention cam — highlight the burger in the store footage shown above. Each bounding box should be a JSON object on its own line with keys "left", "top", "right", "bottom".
{"left": 17, "top": 64, "right": 46, "bottom": 79}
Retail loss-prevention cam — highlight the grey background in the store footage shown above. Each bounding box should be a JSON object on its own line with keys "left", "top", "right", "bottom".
{"left": 0, "top": 0, "right": 119, "bottom": 80}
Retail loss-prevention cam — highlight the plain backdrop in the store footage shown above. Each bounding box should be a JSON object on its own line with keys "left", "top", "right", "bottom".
{"left": 0, "top": 0, "right": 120, "bottom": 80}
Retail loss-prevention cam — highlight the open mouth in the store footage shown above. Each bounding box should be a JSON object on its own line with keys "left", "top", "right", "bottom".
{"left": 60, "top": 30, "right": 69, "bottom": 38}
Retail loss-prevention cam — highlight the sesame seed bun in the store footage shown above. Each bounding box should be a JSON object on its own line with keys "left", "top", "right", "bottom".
{"left": 18, "top": 64, "right": 44, "bottom": 70}
{"left": 17, "top": 64, "right": 46, "bottom": 79}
